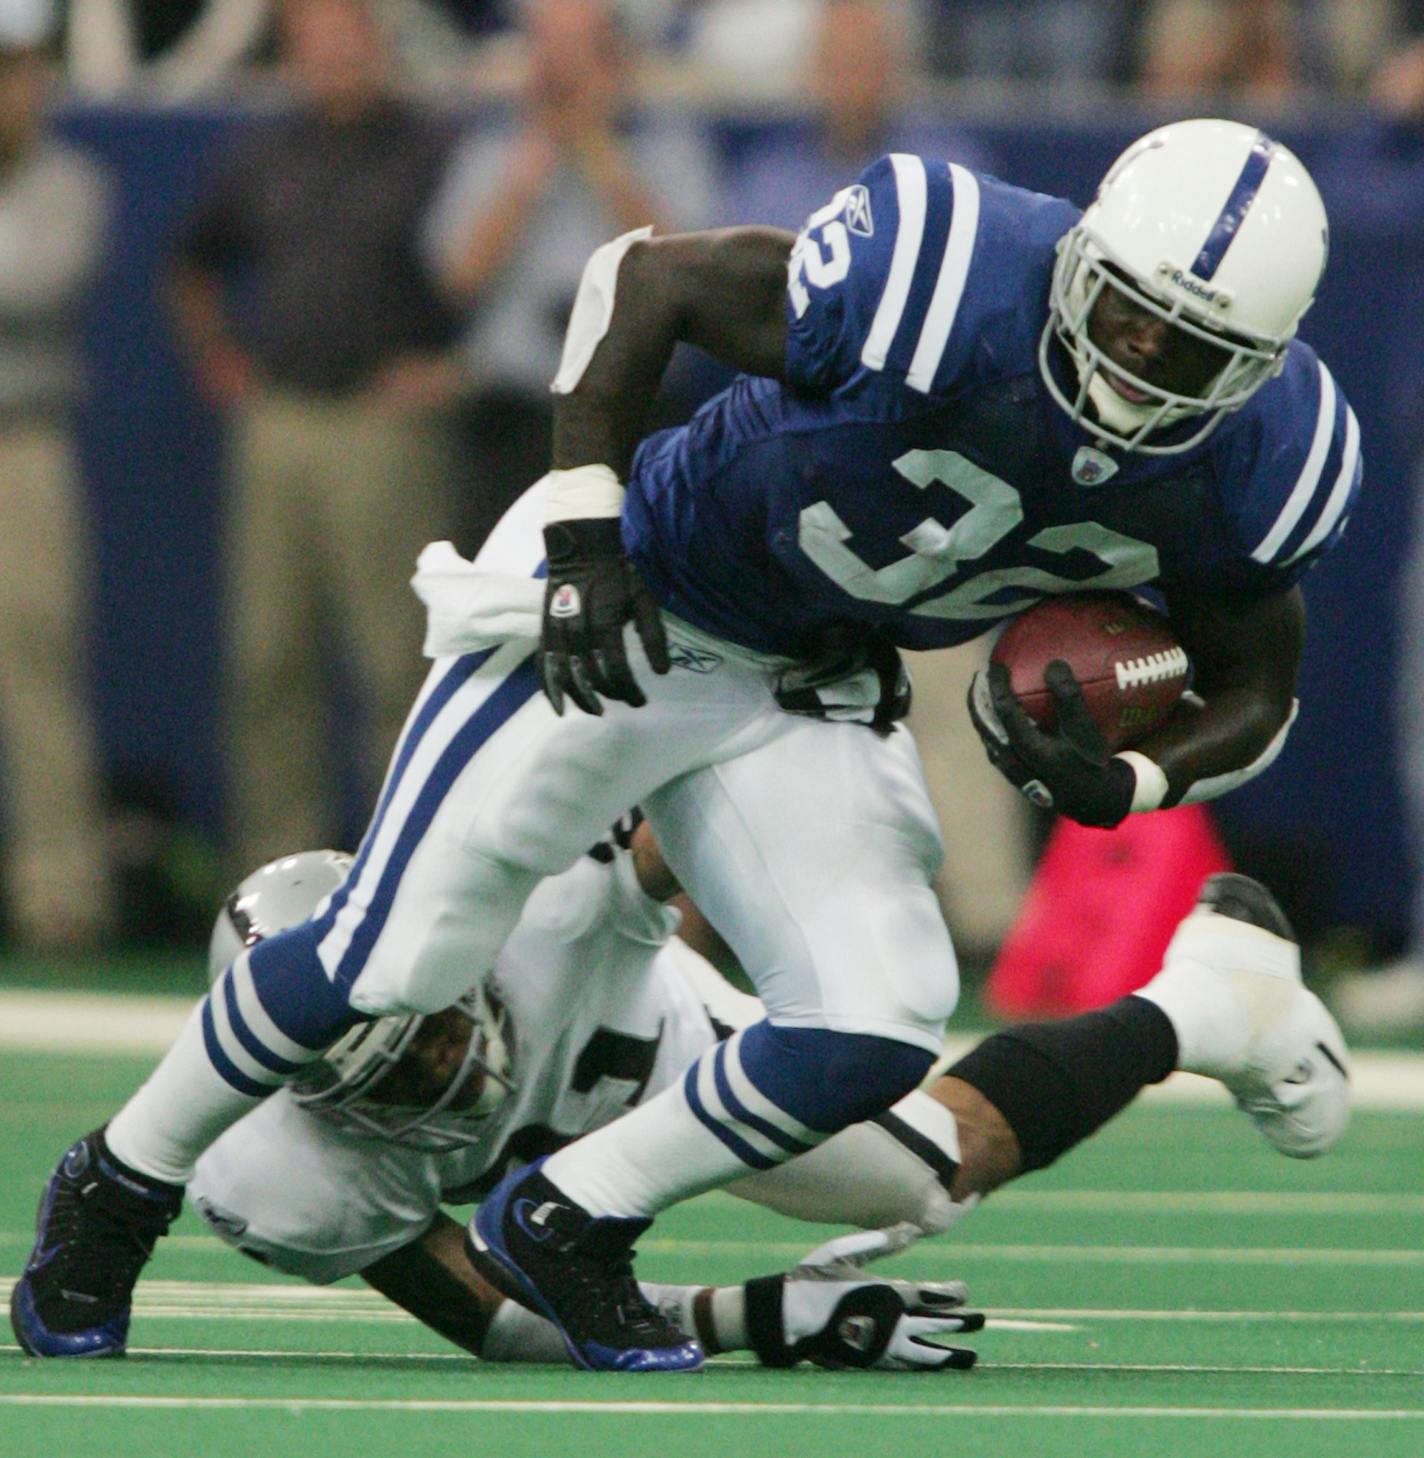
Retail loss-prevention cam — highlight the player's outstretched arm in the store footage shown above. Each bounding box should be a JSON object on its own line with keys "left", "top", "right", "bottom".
{"left": 362, "top": 1212, "right": 509, "bottom": 1356}
{"left": 362, "top": 1210, "right": 981, "bottom": 1369}
{"left": 538, "top": 228, "right": 794, "bottom": 717}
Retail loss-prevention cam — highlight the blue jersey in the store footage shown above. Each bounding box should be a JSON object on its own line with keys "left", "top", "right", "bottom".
{"left": 622, "top": 154, "right": 1362, "bottom": 656}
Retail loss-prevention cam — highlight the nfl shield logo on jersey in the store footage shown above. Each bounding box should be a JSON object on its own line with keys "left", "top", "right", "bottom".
{"left": 1071, "top": 446, "right": 1120, "bottom": 487}
{"left": 844, "top": 184, "right": 874, "bottom": 237}
{"left": 550, "top": 584, "right": 581, "bottom": 618}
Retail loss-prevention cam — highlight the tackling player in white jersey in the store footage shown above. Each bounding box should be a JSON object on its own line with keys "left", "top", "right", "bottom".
{"left": 55, "top": 827, "right": 1337, "bottom": 1371}
{"left": 187, "top": 828, "right": 986, "bottom": 1370}
{"left": 15, "top": 119, "right": 1356, "bottom": 1370}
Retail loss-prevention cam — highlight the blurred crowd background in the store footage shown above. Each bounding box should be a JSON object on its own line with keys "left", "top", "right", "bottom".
{"left": 3, "top": 0, "right": 1424, "bottom": 1032}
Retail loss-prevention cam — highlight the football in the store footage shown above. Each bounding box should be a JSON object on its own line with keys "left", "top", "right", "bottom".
{"left": 990, "top": 591, "right": 1189, "bottom": 751}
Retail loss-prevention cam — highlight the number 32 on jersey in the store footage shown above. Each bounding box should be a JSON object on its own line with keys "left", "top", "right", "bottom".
{"left": 789, "top": 205, "right": 1159, "bottom": 621}
{"left": 799, "top": 449, "right": 1161, "bottom": 621}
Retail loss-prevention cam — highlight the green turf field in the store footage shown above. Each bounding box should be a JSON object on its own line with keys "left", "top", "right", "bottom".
{"left": 2, "top": 1037, "right": 1422, "bottom": 1458}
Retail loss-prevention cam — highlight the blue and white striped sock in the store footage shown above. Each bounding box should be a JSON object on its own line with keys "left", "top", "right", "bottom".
{"left": 542, "top": 1021, "right": 934, "bottom": 1218}
{"left": 105, "top": 929, "right": 359, "bottom": 1185}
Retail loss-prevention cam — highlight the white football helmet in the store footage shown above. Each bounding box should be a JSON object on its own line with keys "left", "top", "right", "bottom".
{"left": 208, "top": 850, "right": 513, "bottom": 1152}
{"left": 1040, "top": 117, "right": 1329, "bottom": 455}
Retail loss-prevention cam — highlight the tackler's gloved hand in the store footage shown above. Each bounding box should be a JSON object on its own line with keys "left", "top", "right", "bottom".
{"left": 968, "top": 660, "right": 1136, "bottom": 828}
{"left": 743, "top": 1224, "right": 984, "bottom": 1371}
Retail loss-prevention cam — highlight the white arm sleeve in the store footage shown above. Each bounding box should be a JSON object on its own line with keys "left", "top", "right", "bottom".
{"left": 550, "top": 227, "right": 653, "bottom": 394}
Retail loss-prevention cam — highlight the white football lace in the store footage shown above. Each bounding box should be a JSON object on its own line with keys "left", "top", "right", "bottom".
{"left": 1114, "top": 647, "right": 1190, "bottom": 691}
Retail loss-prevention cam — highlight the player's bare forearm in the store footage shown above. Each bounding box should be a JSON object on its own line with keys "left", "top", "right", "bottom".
{"left": 553, "top": 227, "right": 794, "bottom": 476}
{"left": 1138, "top": 586, "right": 1304, "bottom": 796}
{"left": 361, "top": 1211, "right": 504, "bottom": 1356}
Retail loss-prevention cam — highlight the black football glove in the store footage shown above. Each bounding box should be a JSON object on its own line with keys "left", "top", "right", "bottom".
{"left": 540, "top": 517, "right": 670, "bottom": 716}
{"left": 774, "top": 631, "right": 912, "bottom": 733}
{"left": 967, "top": 659, "right": 1136, "bottom": 828}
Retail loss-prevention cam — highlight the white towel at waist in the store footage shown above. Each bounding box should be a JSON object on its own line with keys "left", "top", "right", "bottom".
{"left": 411, "top": 540, "right": 543, "bottom": 657}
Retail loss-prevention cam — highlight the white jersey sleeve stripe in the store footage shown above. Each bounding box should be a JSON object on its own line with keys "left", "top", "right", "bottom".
{"left": 906, "top": 163, "right": 981, "bottom": 394}
{"left": 860, "top": 153, "right": 928, "bottom": 373}
{"left": 1284, "top": 404, "right": 1361, "bottom": 565}
{"left": 1249, "top": 358, "right": 1337, "bottom": 564}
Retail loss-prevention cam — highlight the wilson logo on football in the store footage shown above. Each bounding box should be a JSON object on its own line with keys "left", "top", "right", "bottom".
{"left": 549, "top": 584, "right": 582, "bottom": 619}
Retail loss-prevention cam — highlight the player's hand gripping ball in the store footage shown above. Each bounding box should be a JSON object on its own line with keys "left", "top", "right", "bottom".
{"left": 990, "top": 591, "right": 1189, "bottom": 751}
{"left": 968, "top": 592, "right": 1189, "bottom": 828}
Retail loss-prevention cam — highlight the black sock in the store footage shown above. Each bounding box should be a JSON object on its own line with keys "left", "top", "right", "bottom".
{"left": 946, "top": 995, "right": 1178, "bottom": 1173}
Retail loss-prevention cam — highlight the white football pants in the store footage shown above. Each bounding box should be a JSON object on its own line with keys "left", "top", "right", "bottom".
{"left": 334, "top": 496, "right": 960, "bottom": 1053}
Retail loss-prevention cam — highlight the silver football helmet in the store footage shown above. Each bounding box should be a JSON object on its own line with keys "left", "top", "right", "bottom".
{"left": 208, "top": 850, "right": 514, "bottom": 1152}
{"left": 1040, "top": 117, "right": 1329, "bottom": 455}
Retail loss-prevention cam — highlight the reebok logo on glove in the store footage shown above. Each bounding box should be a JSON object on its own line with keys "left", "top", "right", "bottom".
{"left": 549, "top": 584, "right": 582, "bottom": 619}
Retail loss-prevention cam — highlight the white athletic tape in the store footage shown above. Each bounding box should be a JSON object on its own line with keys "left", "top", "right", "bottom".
{"left": 551, "top": 226, "right": 653, "bottom": 395}
{"left": 543, "top": 463, "right": 625, "bottom": 523}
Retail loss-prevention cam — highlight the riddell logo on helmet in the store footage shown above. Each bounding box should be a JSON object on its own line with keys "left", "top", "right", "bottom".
{"left": 1163, "top": 266, "right": 1220, "bottom": 304}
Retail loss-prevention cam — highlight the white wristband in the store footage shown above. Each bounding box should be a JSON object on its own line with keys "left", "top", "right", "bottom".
{"left": 542, "top": 463, "right": 625, "bottom": 523}
{"left": 1114, "top": 750, "right": 1169, "bottom": 813}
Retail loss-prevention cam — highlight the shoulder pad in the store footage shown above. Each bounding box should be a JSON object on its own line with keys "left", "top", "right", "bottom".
{"left": 1217, "top": 343, "right": 1362, "bottom": 586}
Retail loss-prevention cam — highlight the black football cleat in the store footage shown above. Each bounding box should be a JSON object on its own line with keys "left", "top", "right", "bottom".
{"left": 467, "top": 1157, "right": 703, "bottom": 1372}
{"left": 10, "top": 1128, "right": 184, "bottom": 1358}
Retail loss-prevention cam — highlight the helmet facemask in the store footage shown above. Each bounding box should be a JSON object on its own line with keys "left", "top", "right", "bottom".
{"left": 291, "top": 982, "right": 515, "bottom": 1153}
{"left": 1040, "top": 226, "right": 1286, "bottom": 456}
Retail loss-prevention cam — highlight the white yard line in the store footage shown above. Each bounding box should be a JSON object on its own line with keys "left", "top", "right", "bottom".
{"left": 0, "top": 1396, "right": 1421, "bottom": 1419}
{"left": 992, "top": 1307, "right": 1424, "bottom": 1323}
{"left": 638, "top": 1239, "right": 1424, "bottom": 1265}
{"left": 0, "top": 990, "right": 194, "bottom": 1052}
{"left": 3, "top": 989, "right": 1422, "bottom": 1108}
{"left": 988, "top": 1190, "right": 1424, "bottom": 1214}
{"left": 2, "top": 1344, "right": 1420, "bottom": 1377}
{"left": 0, "top": 1281, "right": 1417, "bottom": 1327}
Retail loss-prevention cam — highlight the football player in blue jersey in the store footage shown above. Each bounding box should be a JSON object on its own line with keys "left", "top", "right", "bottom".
{"left": 15, "top": 119, "right": 1357, "bottom": 1373}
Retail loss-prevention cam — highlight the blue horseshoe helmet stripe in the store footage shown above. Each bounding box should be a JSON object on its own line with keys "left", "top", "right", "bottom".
{"left": 1192, "top": 132, "right": 1276, "bottom": 281}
